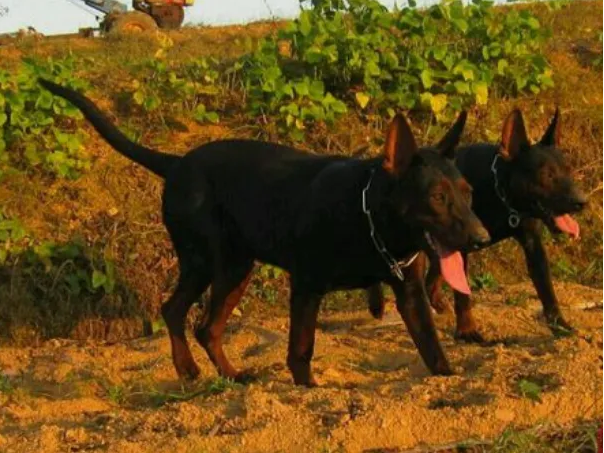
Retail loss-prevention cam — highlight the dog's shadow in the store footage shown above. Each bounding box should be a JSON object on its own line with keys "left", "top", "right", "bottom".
{"left": 242, "top": 325, "right": 284, "bottom": 359}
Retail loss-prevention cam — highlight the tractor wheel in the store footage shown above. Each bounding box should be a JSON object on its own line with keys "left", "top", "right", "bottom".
{"left": 107, "top": 11, "right": 158, "bottom": 34}
{"left": 150, "top": 5, "right": 185, "bottom": 30}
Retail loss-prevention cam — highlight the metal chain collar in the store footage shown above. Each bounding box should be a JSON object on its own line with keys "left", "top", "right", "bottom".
{"left": 361, "top": 169, "right": 419, "bottom": 281}
{"left": 490, "top": 154, "right": 521, "bottom": 228}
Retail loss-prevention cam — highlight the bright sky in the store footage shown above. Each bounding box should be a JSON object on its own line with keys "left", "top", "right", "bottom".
{"left": 0, "top": 0, "right": 414, "bottom": 35}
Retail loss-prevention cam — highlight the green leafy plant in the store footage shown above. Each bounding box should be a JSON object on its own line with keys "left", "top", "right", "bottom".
{"left": 551, "top": 257, "right": 578, "bottom": 280}
{"left": 0, "top": 374, "right": 13, "bottom": 394}
{"left": 238, "top": 0, "right": 553, "bottom": 138}
{"left": 0, "top": 212, "right": 30, "bottom": 265}
{"left": 0, "top": 213, "right": 115, "bottom": 297}
{"left": 247, "top": 264, "right": 288, "bottom": 305}
{"left": 127, "top": 34, "right": 220, "bottom": 124}
{"left": 0, "top": 56, "right": 91, "bottom": 179}
{"left": 206, "top": 376, "right": 242, "bottom": 395}
{"left": 239, "top": 39, "right": 346, "bottom": 140}
{"left": 27, "top": 241, "right": 116, "bottom": 296}
{"left": 105, "top": 384, "right": 126, "bottom": 405}
{"left": 505, "top": 292, "right": 530, "bottom": 307}
{"left": 470, "top": 271, "right": 498, "bottom": 291}
{"left": 517, "top": 378, "right": 543, "bottom": 403}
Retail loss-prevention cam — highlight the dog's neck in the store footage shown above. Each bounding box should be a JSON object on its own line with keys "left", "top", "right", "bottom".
{"left": 363, "top": 168, "right": 425, "bottom": 262}
{"left": 490, "top": 154, "right": 524, "bottom": 212}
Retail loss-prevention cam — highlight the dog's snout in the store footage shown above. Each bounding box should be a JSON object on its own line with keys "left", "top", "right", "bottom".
{"left": 469, "top": 225, "right": 491, "bottom": 250}
{"left": 572, "top": 200, "right": 586, "bottom": 211}
{"left": 568, "top": 190, "right": 588, "bottom": 212}
{"left": 571, "top": 195, "right": 587, "bottom": 212}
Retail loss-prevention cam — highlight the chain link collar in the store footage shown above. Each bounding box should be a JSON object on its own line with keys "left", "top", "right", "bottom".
{"left": 361, "top": 169, "right": 419, "bottom": 281}
{"left": 490, "top": 154, "right": 521, "bottom": 228}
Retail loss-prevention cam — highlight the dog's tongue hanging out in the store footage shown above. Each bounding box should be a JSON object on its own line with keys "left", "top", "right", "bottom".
{"left": 554, "top": 214, "right": 580, "bottom": 239}
{"left": 439, "top": 250, "right": 471, "bottom": 295}
{"left": 433, "top": 240, "right": 471, "bottom": 294}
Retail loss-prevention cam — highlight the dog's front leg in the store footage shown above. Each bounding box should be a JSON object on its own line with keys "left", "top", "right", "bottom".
{"left": 425, "top": 256, "right": 450, "bottom": 314}
{"left": 392, "top": 255, "right": 453, "bottom": 376}
{"left": 515, "top": 219, "right": 573, "bottom": 335}
{"left": 286, "top": 284, "right": 322, "bottom": 387}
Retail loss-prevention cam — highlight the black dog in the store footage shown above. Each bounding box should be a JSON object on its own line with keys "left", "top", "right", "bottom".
{"left": 40, "top": 79, "right": 489, "bottom": 386}
{"left": 370, "top": 109, "right": 587, "bottom": 342}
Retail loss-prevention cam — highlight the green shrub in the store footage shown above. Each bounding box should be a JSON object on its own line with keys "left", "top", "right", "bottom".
{"left": 239, "top": 38, "right": 347, "bottom": 140}
{"left": 0, "top": 56, "right": 91, "bottom": 179}
{"left": 0, "top": 212, "right": 115, "bottom": 297}
{"left": 238, "top": 0, "right": 553, "bottom": 138}
{"left": 126, "top": 34, "right": 220, "bottom": 124}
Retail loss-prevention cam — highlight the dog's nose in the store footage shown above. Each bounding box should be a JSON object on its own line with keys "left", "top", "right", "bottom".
{"left": 570, "top": 191, "right": 588, "bottom": 211}
{"left": 469, "top": 226, "right": 490, "bottom": 250}
{"left": 573, "top": 201, "right": 587, "bottom": 211}
{"left": 571, "top": 197, "right": 587, "bottom": 211}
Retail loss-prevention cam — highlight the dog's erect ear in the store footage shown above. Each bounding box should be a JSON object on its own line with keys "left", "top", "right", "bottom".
{"left": 383, "top": 113, "right": 418, "bottom": 175}
{"left": 436, "top": 111, "right": 467, "bottom": 159}
{"left": 499, "top": 109, "right": 530, "bottom": 161}
{"left": 539, "top": 107, "right": 561, "bottom": 147}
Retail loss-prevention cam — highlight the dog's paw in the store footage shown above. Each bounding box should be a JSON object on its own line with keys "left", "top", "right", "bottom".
{"left": 547, "top": 316, "right": 575, "bottom": 338}
{"left": 233, "top": 370, "right": 257, "bottom": 385}
{"left": 294, "top": 376, "right": 319, "bottom": 388}
{"left": 430, "top": 294, "right": 452, "bottom": 314}
{"left": 434, "top": 363, "right": 455, "bottom": 376}
{"left": 290, "top": 369, "right": 319, "bottom": 388}
{"left": 175, "top": 360, "right": 201, "bottom": 381}
{"left": 455, "top": 329, "right": 487, "bottom": 344}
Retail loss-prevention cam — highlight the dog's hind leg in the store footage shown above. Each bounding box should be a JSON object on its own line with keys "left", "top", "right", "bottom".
{"left": 286, "top": 283, "right": 322, "bottom": 387}
{"left": 161, "top": 248, "right": 211, "bottom": 381}
{"left": 195, "top": 258, "right": 254, "bottom": 382}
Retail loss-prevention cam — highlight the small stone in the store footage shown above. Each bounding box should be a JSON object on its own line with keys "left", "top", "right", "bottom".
{"left": 321, "top": 367, "right": 342, "bottom": 380}
{"left": 495, "top": 408, "right": 515, "bottom": 422}
{"left": 64, "top": 427, "right": 89, "bottom": 444}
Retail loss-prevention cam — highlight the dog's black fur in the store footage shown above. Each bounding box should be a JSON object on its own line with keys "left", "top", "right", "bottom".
{"left": 39, "top": 78, "right": 490, "bottom": 386}
{"left": 369, "top": 109, "right": 587, "bottom": 342}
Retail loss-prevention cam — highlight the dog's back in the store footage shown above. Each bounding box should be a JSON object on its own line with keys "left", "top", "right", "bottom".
{"left": 167, "top": 139, "right": 363, "bottom": 265}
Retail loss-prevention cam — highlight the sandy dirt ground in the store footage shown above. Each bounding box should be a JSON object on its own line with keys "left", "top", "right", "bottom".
{"left": 0, "top": 281, "right": 601, "bottom": 453}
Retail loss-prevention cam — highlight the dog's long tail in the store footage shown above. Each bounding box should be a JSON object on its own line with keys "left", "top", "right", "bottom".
{"left": 38, "top": 79, "right": 180, "bottom": 178}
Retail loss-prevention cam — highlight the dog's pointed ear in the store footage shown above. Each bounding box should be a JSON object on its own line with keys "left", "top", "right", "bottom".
{"left": 436, "top": 110, "right": 467, "bottom": 159}
{"left": 383, "top": 113, "right": 417, "bottom": 175}
{"left": 499, "top": 109, "right": 530, "bottom": 161}
{"left": 539, "top": 107, "right": 561, "bottom": 147}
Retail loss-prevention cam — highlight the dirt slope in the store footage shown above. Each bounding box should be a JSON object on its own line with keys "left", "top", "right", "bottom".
{"left": 0, "top": 281, "right": 601, "bottom": 453}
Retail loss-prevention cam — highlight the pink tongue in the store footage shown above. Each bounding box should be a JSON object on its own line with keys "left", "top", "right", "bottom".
{"left": 439, "top": 251, "right": 471, "bottom": 295}
{"left": 554, "top": 215, "right": 580, "bottom": 239}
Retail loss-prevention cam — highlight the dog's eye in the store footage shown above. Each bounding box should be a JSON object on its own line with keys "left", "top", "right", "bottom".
{"left": 542, "top": 167, "right": 555, "bottom": 181}
{"left": 432, "top": 192, "right": 446, "bottom": 204}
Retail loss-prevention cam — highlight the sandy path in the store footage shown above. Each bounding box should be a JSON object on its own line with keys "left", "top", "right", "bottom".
{"left": 0, "top": 281, "right": 601, "bottom": 453}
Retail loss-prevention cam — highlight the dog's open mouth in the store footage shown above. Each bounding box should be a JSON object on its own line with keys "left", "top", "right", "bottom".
{"left": 425, "top": 233, "right": 471, "bottom": 295}
{"left": 535, "top": 201, "right": 580, "bottom": 240}
{"left": 542, "top": 210, "right": 581, "bottom": 240}
{"left": 552, "top": 214, "right": 580, "bottom": 239}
